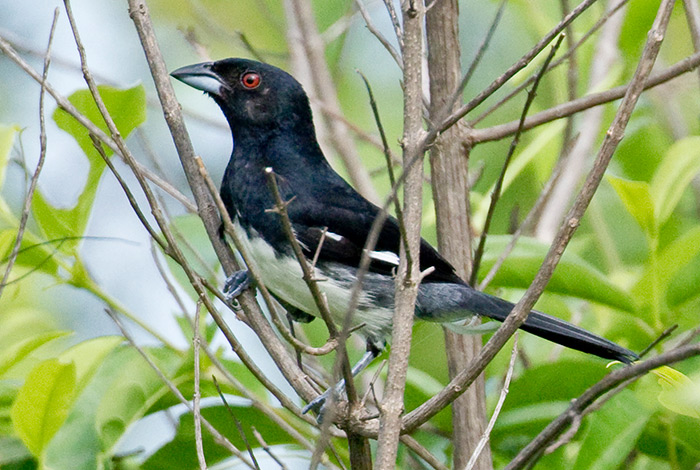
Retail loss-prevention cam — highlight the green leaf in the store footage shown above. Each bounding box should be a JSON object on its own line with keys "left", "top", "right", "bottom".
{"left": 0, "top": 229, "right": 62, "bottom": 278}
{"left": 473, "top": 121, "right": 565, "bottom": 228}
{"left": 11, "top": 359, "right": 77, "bottom": 458}
{"left": 479, "top": 236, "right": 636, "bottom": 312}
{"left": 0, "top": 331, "right": 70, "bottom": 378}
{"left": 650, "top": 136, "right": 700, "bottom": 226}
{"left": 607, "top": 175, "right": 657, "bottom": 238}
{"left": 634, "top": 225, "right": 700, "bottom": 315}
{"left": 0, "top": 124, "right": 20, "bottom": 189}
{"left": 95, "top": 347, "right": 178, "bottom": 451}
{"left": 573, "top": 390, "right": 652, "bottom": 470}
{"left": 652, "top": 366, "right": 700, "bottom": 419}
{"left": 58, "top": 336, "right": 123, "bottom": 393}
{"left": 161, "top": 214, "right": 219, "bottom": 301}
{"left": 32, "top": 85, "right": 146, "bottom": 253}
{"left": 143, "top": 405, "right": 298, "bottom": 470}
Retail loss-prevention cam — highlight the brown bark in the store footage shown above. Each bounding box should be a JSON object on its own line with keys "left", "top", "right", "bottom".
{"left": 426, "top": 1, "right": 492, "bottom": 469}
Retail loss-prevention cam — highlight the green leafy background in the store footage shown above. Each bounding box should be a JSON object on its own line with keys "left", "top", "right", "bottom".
{"left": 1, "top": 1, "right": 699, "bottom": 469}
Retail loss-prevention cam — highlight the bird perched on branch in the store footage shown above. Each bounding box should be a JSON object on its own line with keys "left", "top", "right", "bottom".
{"left": 171, "top": 58, "right": 637, "bottom": 413}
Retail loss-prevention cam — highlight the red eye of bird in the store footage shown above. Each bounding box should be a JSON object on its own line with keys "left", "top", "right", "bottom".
{"left": 241, "top": 72, "right": 261, "bottom": 89}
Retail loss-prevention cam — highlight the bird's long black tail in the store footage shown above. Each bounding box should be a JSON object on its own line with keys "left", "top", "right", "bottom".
{"left": 419, "top": 283, "right": 638, "bottom": 363}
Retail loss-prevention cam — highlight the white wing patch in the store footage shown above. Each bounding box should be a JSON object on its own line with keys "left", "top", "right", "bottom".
{"left": 369, "top": 250, "right": 400, "bottom": 266}
{"left": 325, "top": 231, "right": 344, "bottom": 242}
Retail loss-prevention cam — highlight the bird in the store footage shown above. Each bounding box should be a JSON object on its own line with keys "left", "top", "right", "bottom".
{"left": 171, "top": 58, "right": 637, "bottom": 413}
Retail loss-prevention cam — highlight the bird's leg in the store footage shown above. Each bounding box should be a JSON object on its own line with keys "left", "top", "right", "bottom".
{"left": 302, "top": 341, "right": 381, "bottom": 415}
{"left": 223, "top": 269, "right": 251, "bottom": 300}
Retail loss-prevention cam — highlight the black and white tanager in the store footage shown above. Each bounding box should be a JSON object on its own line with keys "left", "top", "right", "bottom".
{"left": 171, "top": 58, "right": 637, "bottom": 413}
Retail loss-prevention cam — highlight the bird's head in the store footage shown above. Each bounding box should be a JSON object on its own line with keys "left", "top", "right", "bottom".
{"left": 171, "top": 58, "right": 312, "bottom": 132}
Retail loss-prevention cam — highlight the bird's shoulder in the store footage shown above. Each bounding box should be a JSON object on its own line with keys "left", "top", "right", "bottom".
{"left": 288, "top": 189, "right": 463, "bottom": 283}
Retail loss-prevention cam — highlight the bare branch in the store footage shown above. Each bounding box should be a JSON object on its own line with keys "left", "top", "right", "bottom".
{"left": 505, "top": 343, "right": 700, "bottom": 469}
{"left": 470, "top": 35, "right": 565, "bottom": 284}
{"left": 354, "top": 0, "right": 403, "bottom": 68}
{"left": 0, "top": 9, "right": 59, "bottom": 300}
{"left": 375, "top": 1, "right": 426, "bottom": 467}
{"left": 127, "top": 0, "right": 319, "bottom": 409}
{"left": 471, "top": 50, "right": 700, "bottom": 143}
{"left": 465, "top": 335, "right": 518, "bottom": 470}
{"left": 402, "top": 0, "right": 677, "bottom": 432}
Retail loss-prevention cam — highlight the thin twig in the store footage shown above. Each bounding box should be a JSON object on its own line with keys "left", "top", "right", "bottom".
{"left": 263, "top": 169, "right": 338, "bottom": 337}
{"left": 471, "top": 0, "right": 630, "bottom": 127}
{"left": 401, "top": 0, "right": 676, "bottom": 433}
{"left": 0, "top": 36, "right": 197, "bottom": 213}
{"left": 471, "top": 35, "right": 565, "bottom": 284}
{"left": 194, "top": 157, "right": 338, "bottom": 357}
{"left": 354, "top": 0, "right": 403, "bottom": 68}
{"left": 382, "top": 0, "right": 404, "bottom": 52}
{"left": 682, "top": 0, "right": 700, "bottom": 84}
{"left": 442, "top": 0, "right": 507, "bottom": 121}
{"left": 252, "top": 427, "right": 290, "bottom": 470}
{"left": 0, "top": 9, "right": 59, "bottom": 299}
{"left": 400, "top": 435, "right": 449, "bottom": 470}
{"left": 193, "top": 301, "right": 207, "bottom": 470}
{"left": 505, "top": 343, "right": 700, "bottom": 470}
{"left": 263, "top": 168, "right": 359, "bottom": 416}
{"left": 470, "top": 50, "right": 700, "bottom": 143}
{"left": 213, "top": 377, "right": 262, "bottom": 470}
{"left": 357, "top": 70, "right": 411, "bottom": 260}
{"left": 465, "top": 335, "right": 519, "bottom": 470}
{"left": 638, "top": 324, "right": 678, "bottom": 358}
{"left": 105, "top": 308, "right": 252, "bottom": 467}
{"left": 478, "top": 155, "right": 565, "bottom": 290}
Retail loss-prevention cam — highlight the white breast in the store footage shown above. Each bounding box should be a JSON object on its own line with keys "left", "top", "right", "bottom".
{"left": 233, "top": 220, "right": 394, "bottom": 342}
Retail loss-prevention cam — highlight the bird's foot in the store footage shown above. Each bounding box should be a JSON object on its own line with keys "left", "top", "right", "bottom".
{"left": 302, "top": 391, "right": 331, "bottom": 416}
{"left": 302, "top": 380, "right": 345, "bottom": 420}
{"left": 224, "top": 270, "right": 252, "bottom": 301}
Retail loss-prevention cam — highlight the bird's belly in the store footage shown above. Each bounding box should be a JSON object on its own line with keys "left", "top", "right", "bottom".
{"left": 233, "top": 220, "right": 394, "bottom": 342}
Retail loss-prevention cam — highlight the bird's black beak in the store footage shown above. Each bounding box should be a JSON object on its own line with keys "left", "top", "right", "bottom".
{"left": 170, "top": 62, "right": 224, "bottom": 96}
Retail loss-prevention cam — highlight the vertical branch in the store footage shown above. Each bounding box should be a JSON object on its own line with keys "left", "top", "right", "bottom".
{"left": 682, "top": 0, "right": 700, "bottom": 84}
{"left": 375, "top": 1, "right": 426, "bottom": 468}
{"left": 404, "top": 0, "right": 676, "bottom": 432}
{"left": 425, "top": 0, "right": 491, "bottom": 469}
{"left": 0, "top": 9, "right": 59, "bottom": 300}
{"left": 193, "top": 302, "right": 207, "bottom": 470}
{"left": 127, "top": 0, "right": 318, "bottom": 408}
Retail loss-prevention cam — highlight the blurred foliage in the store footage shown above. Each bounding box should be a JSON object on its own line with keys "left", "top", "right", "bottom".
{"left": 1, "top": 0, "right": 699, "bottom": 469}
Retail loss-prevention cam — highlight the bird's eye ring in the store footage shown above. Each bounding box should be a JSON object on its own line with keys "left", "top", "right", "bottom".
{"left": 241, "top": 72, "right": 261, "bottom": 89}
